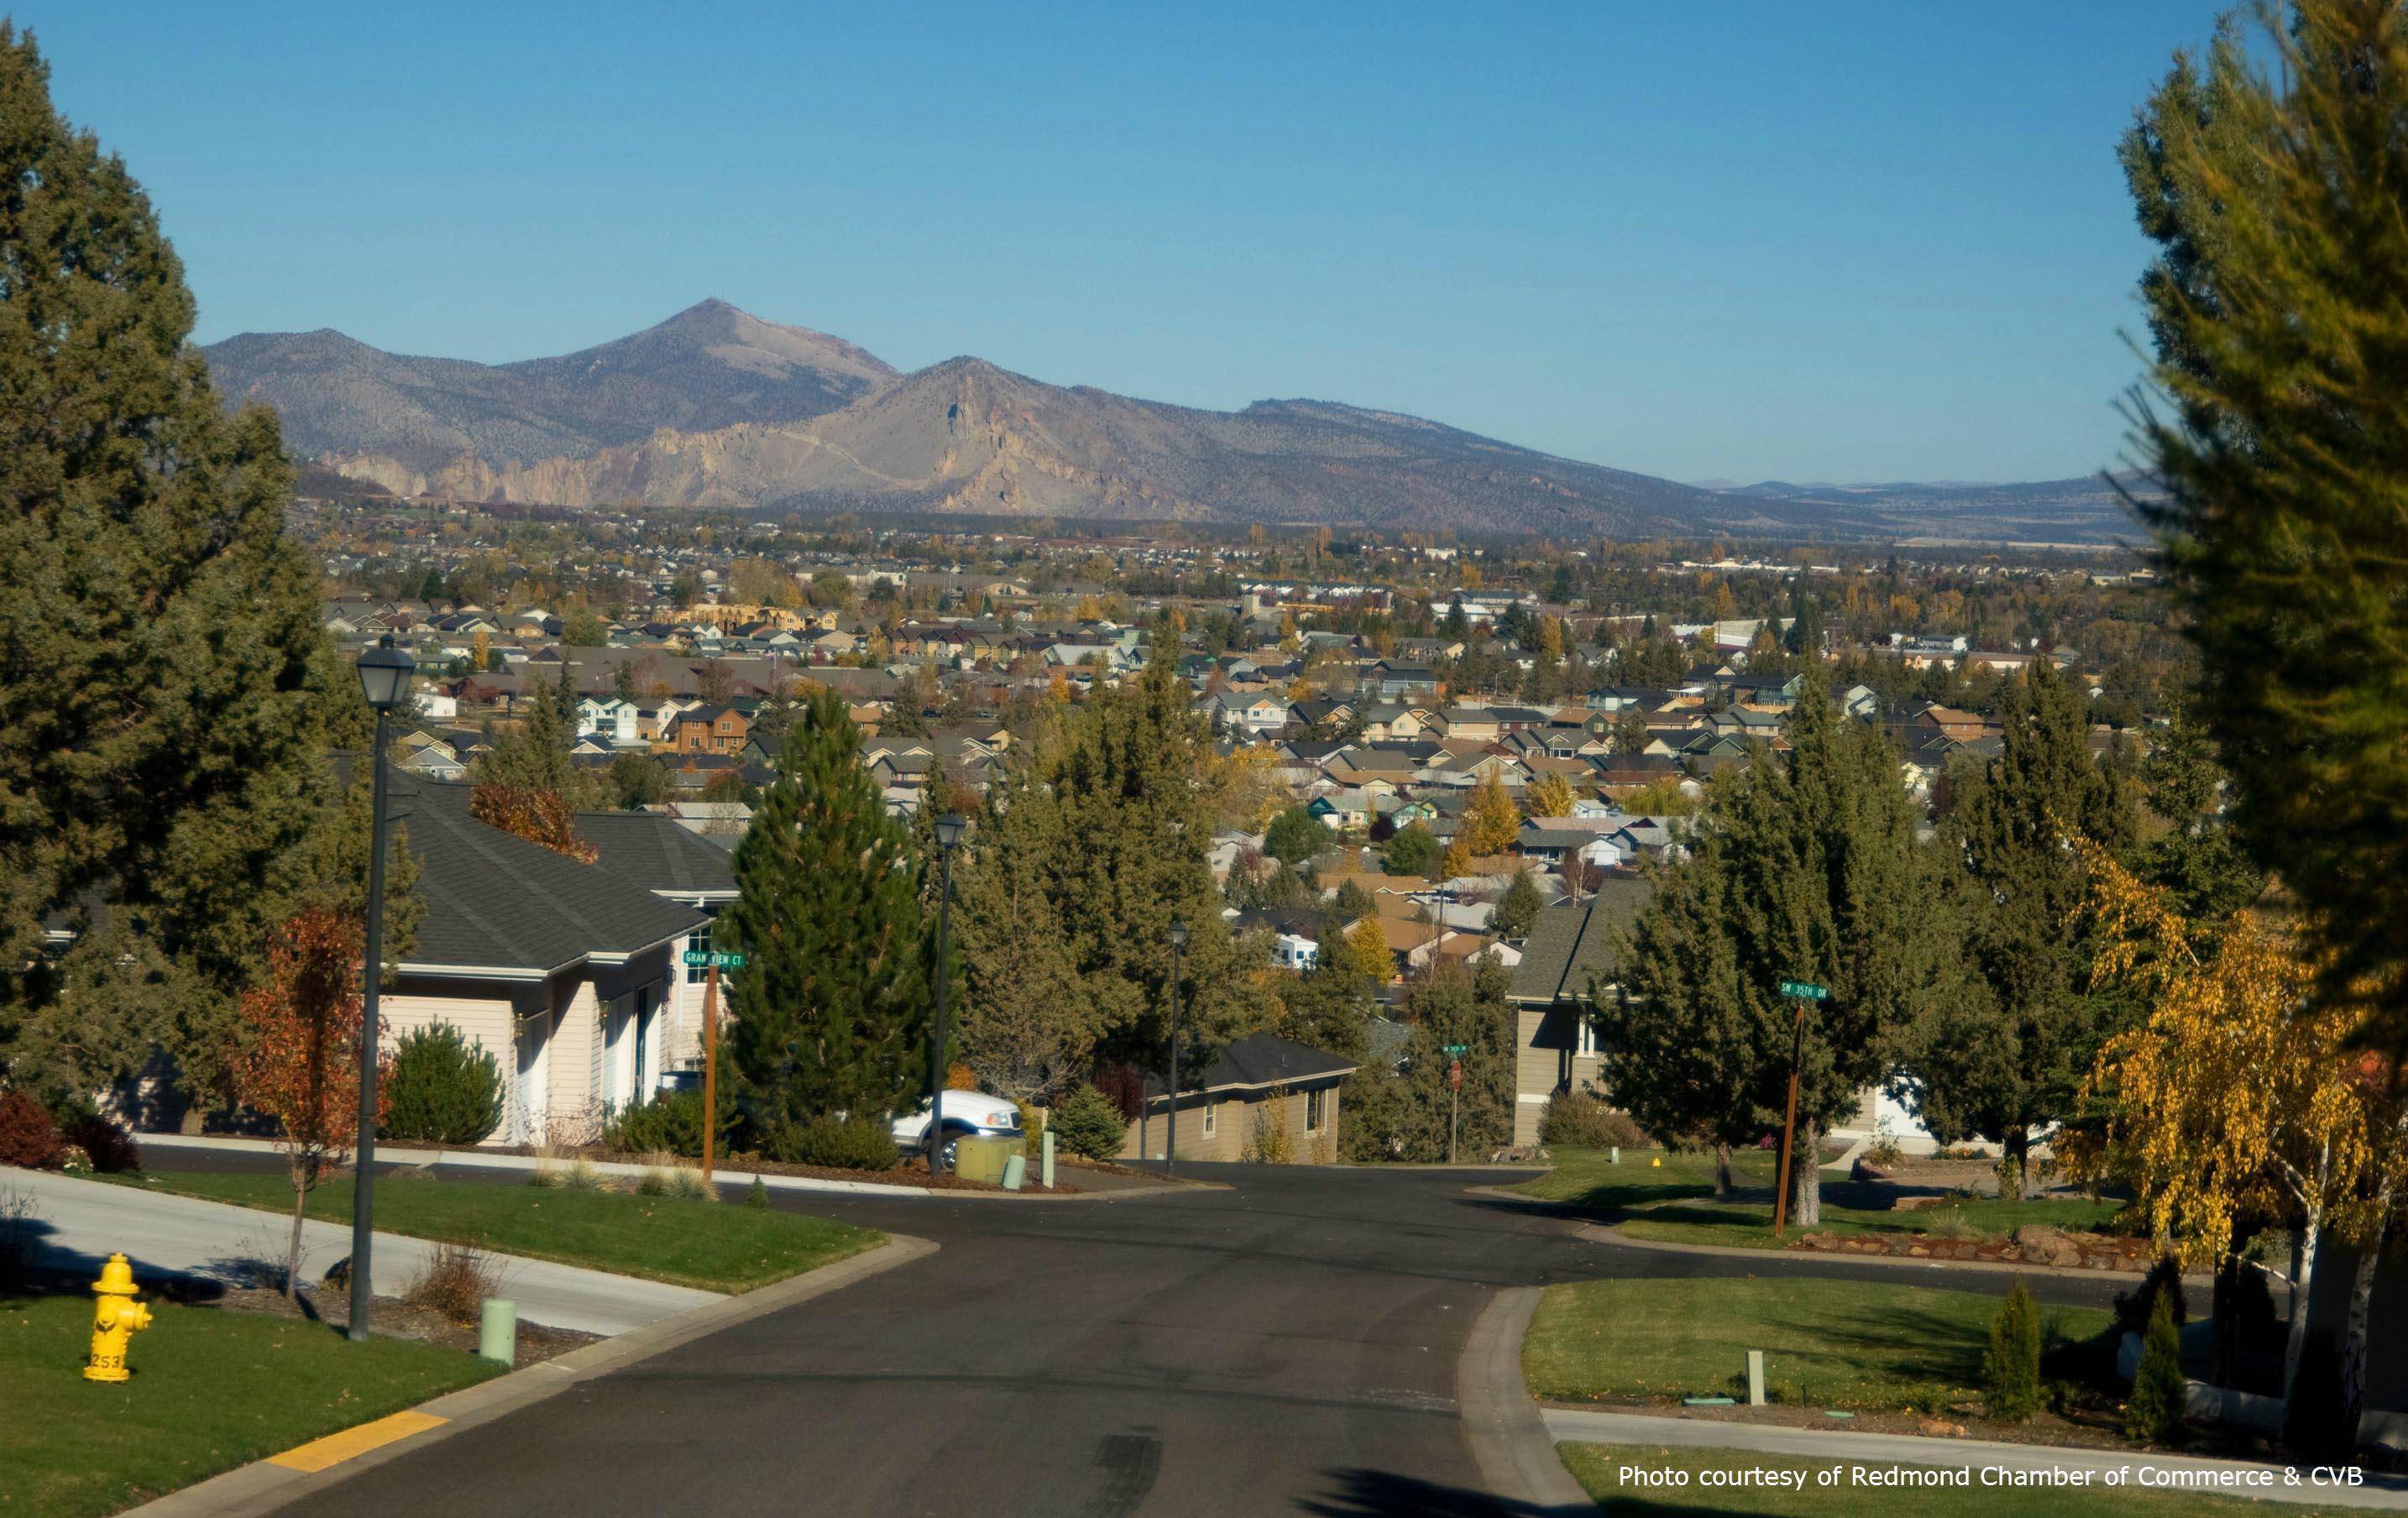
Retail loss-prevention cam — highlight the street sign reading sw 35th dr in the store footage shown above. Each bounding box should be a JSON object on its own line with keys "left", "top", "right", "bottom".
{"left": 683, "top": 950, "right": 746, "bottom": 969}
{"left": 1778, "top": 980, "right": 1830, "bottom": 1001}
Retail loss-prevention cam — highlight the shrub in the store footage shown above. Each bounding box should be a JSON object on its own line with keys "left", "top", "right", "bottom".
{"left": 602, "top": 1089, "right": 731, "bottom": 1158}
{"left": 51, "top": 1100, "right": 140, "bottom": 1173}
{"left": 747, "top": 1175, "right": 768, "bottom": 1209}
{"left": 1538, "top": 1091, "right": 1648, "bottom": 1149}
{"left": 635, "top": 1169, "right": 669, "bottom": 1196}
{"left": 2124, "top": 1290, "right": 2188, "bottom": 1443}
{"left": 2114, "top": 1254, "right": 2189, "bottom": 1339}
{"left": 662, "top": 1166, "right": 715, "bottom": 1201}
{"left": 382, "top": 1023, "right": 506, "bottom": 1145}
{"left": 1049, "top": 1085, "right": 1128, "bottom": 1160}
{"left": 0, "top": 1091, "right": 61, "bottom": 1169}
{"left": 0, "top": 1186, "right": 36, "bottom": 1291}
{"left": 1982, "top": 1279, "right": 2043, "bottom": 1423}
{"left": 1244, "top": 1088, "right": 1295, "bottom": 1164}
{"left": 403, "top": 1241, "right": 504, "bottom": 1324}
{"left": 764, "top": 1116, "right": 898, "bottom": 1171}
{"left": 561, "top": 1159, "right": 604, "bottom": 1191}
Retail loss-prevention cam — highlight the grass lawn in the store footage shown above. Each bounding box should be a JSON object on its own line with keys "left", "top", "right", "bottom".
{"left": 1515, "top": 1147, "right": 2122, "bottom": 1252}
{"left": 1525, "top": 1278, "right": 2112, "bottom": 1412}
{"left": 1559, "top": 1445, "right": 2358, "bottom": 1517}
{"left": 3, "top": 1292, "right": 498, "bottom": 1518}
{"left": 120, "top": 1172, "right": 879, "bottom": 1293}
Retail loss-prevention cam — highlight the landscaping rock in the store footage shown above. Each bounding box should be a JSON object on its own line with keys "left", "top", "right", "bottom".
{"left": 1916, "top": 1417, "right": 1967, "bottom": 1438}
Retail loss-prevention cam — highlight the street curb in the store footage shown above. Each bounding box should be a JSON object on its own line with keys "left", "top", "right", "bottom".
{"left": 135, "top": 1132, "right": 1203, "bottom": 1202}
{"left": 1540, "top": 1407, "right": 2408, "bottom": 1510}
{"left": 1456, "top": 1286, "right": 1596, "bottom": 1515}
{"left": 113, "top": 1233, "right": 937, "bottom": 1518}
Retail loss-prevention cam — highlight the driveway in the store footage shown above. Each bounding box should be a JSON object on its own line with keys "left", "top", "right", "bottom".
{"left": 161, "top": 1156, "right": 2126, "bottom": 1518}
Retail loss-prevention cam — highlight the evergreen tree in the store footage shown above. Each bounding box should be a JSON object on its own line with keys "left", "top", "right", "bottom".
{"left": 470, "top": 689, "right": 607, "bottom": 809}
{"left": 951, "top": 783, "right": 1093, "bottom": 1103}
{"left": 1604, "top": 670, "right": 1970, "bottom": 1225}
{"left": 1395, "top": 957, "right": 1515, "bottom": 1160}
{"left": 1264, "top": 804, "right": 1326, "bottom": 866}
{"left": 723, "top": 690, "right": 932, "bottom": 1127}
{"left": 1275, "top": 961, "right": 1374, "bottom": 1064}
{"left": 1383, "top": 821, "right": 1442, "bottom": 878}
{"left": 1613, "top": 708, "right": 1652, "bottom": 757}
{"left": 2126, "top": 0, "right": 2408, "bottom": 1050}
{"left": 2138, "top": 705, "right": 2259, "bottom": 925}
{"left": 1908, "top": 661, "right": 2137, "bottom": 1195}
{"left": 0, "top": 32, "right": 344, "bottom": 1102}
{"left": 1490, "top": 869, "right": 1543, "bottom": 942}
{"left": 417, "top": 567, "right": 446, "bottom": 604}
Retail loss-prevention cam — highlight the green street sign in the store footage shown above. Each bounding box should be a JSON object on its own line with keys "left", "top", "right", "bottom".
{"left": 682, "top": 950, "right": 746, "bottom": 969}
{"left": 1778, "top": 980, "right": 1830, "bottom": 1001}
{"left": 1442, "top": 1043, "right": 1468, "bottom": 1055}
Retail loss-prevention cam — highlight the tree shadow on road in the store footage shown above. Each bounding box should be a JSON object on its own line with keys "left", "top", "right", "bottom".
{"left": 1303, "top": 1467, "right": 1745, "bottom": 1517}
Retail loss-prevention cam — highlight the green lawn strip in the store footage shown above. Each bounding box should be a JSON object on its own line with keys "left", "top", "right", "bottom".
{"left": 1515, "top": 1147, "right": 2121, "bottom": 1252}
{"left": 118, "top": 1172, "right": 879, "bottom": 1293}
{"left": 1525, "top": 1278, "right": 2112, "bottom": 1412}
{"left": 3, "top": 1292, "right": 498, "bottom": 1518}
{"left": 1558, "top": 1444, "right": 2356, "bottom": 1517}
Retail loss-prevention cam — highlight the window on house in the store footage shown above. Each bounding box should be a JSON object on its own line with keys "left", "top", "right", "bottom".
{"left": 1306, "top": 1088, "right": 1326, "bottom": 1132}
{"left": 686, "top": 924, "right": 711, "bottom": 984}
{"left": 1578, "top": 1013, "right": 1599, "bottom": 1056}
{"left": 1201, "top": 1102, "right": 1217, "bottom": 1137}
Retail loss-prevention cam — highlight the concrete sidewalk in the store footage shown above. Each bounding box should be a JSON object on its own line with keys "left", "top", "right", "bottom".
{"left": 1542, "top": 1407, "right": 2408, "bottom": 1510}
{"left": 8, "top": 1169, "right": 715, "bottom": 1336}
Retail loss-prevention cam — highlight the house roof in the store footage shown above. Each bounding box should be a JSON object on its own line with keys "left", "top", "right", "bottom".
{"left": 400, "top": 780, "right": 708, "bottom": 978}
{"left": 576, "top": 809, "right": 738, "bottom": 901}
{"left": 1197, "top": 1032, "right": 1358, "bottom": 1091}
{"left": 1507, "top": 876, "right": 1652, "bottom": 1005}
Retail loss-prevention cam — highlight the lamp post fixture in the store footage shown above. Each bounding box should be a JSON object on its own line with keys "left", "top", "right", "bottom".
{"left": 349, "top": 635, "right": 414, "bottom": 1342}
{"left": 925, "top": 813, "right": 967, "bottom": 1175}
{"left": 1166, "top": 918, "right": 1187, "bottom": 1176}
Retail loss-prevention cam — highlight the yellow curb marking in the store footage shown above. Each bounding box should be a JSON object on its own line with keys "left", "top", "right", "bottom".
{"left": 266, "top": 1411, "right": 448, "bottom": 1473}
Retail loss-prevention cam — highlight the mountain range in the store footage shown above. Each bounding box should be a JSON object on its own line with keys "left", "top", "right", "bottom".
{"left": 202, "top": 300, "right": 2137, "bottom": 542}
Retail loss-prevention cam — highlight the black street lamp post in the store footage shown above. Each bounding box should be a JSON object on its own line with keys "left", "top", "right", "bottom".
{"left": 925, "top": 813, "right": 966, "bottom": 1175}
{"left": 1166, "top": 918, "right": 1187, "bottom": 1176}
{"left": 349, "top": 636, "right": 414, "bottom": 1343}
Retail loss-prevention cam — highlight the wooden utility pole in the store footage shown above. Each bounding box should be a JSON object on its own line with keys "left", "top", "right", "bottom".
{"left": 701, "top": 962, "right": 720, "bottom": 1185}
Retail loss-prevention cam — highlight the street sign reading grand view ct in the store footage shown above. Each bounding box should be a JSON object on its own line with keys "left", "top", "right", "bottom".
{"left": 683, "top": 950, "right": 746, "bottom": 969}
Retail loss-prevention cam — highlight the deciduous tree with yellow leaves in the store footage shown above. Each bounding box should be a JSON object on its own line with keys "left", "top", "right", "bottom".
{"left": 1458, "top": 771, "right": 1521, "bottom": 856}
{"left": 2072, "top": 845, "right": 2405, "bottom": 1428}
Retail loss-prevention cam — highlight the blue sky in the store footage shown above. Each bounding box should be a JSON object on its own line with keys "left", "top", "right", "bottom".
{"left": 34, "top": 3, "right": 2222, "bottom": 484}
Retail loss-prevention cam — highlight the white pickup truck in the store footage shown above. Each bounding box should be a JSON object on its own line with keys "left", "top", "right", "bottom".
{"left": 890, "top": 1090, "right": 1023, "bottom": 1164}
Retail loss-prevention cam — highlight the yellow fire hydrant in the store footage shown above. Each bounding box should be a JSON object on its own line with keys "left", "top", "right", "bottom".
{"left": 85, "top": 1253, "right": 153, "bottom": 1384}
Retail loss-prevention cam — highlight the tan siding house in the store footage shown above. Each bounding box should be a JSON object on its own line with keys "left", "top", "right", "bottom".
{"left": 1504, "top": 878, "right": 1652, "bottom": 1146}
{"left": 1115, "top": 1034, "right": 1356, "bottom": 1165}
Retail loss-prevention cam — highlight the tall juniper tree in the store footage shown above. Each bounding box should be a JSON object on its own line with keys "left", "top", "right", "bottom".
{"left": 1604, "top": 670, "right": 1968, "bottom": 1225}
{"left": 1908, "top": 659, "right": 2137, "bottom": 1196}
{"left": 2125, "top": 0, "right": 2408, "bottom": 1053}
{"left": 0, "top": 29, "right": 344, "bottom": 1102}
{"left": 723, "top": 689, "right": 932, "bottom": 1128}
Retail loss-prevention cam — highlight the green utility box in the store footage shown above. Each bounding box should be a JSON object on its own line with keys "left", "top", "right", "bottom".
{"left": 954, "top": 1134, "right": 1024, "bottom": 1184}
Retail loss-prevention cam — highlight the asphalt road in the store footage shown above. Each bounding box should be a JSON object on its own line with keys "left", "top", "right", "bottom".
{"left": 123, "top": 1152, "right": 2137, "bottom": 1518}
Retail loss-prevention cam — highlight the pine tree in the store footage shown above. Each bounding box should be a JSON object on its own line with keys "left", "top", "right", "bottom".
{"left": 723, "top": 690, "right": 931, "bottom": 1127}
{"left": 2125, "top": 1290, "right": 2189, "bottom": 1443}
{"left": 1604, "top": 669, "right": 1971, "bottom": 1225}
{"left": 952, "top": 783, "right": 1093, "bottom": 1102}
{"left": 1396, "top": 957, "right": 1515, "bottom": 1160}
{"left": 0, "top": 31, "right": 344, "bottom": 1102}
{"left": 1982, "top": 1278, "right": 2043, "bottom": 1423}
{"left": 1490, "top": 869, "right": 1543, "bottom": 942}
{"left": 1909, "top": 660, "right": 2136, "bottom": 1195}
{"left": 2126, "top": 0, "right": 2408, "bottom": 1051}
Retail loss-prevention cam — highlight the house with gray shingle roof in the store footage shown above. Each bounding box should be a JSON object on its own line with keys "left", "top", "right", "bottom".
{"left": 1504, "top": 877, "right": 1652, "bottom": 1146}
{"left": 385, "top": 780, "right": 732, "bottom": 1145}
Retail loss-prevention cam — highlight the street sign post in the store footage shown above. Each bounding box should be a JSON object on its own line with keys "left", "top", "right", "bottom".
{"left": 1447, "top": 1059, "right": 1463, "bottom": 1165}
{"left": 682, "top": 950, "right": 743, "bottom": 1182}
{"left": 1773, "top": 977, "right": 1827, "bottom": 1237}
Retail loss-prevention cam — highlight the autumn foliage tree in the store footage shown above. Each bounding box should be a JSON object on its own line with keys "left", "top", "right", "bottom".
{"left": 232, "top": 906, "right": 390, "bottom": 1301}
{"left": 470, "top": 783, "right": 598, "bottom": 861}
{"left": 1458, "top": 772, "right": 1522, "bottom": 856}
{"left": 2072, "top": 845, "right": 2406, "bottom": 1426}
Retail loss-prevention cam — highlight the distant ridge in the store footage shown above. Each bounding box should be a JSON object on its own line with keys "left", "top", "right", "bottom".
{"left": 202, "top": 302, "right": 2136, "bottom": 542}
